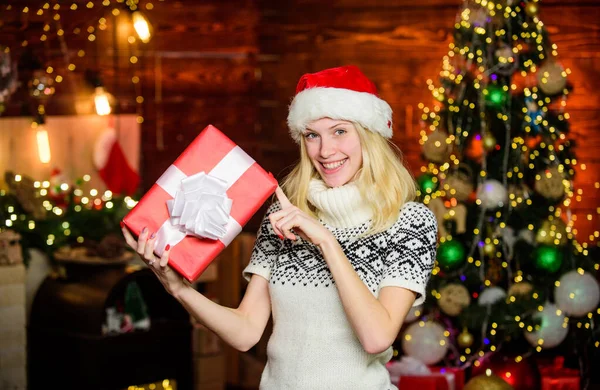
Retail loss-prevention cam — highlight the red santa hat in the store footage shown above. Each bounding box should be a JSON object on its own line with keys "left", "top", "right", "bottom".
{"left": 287, "top": 65, "right": 393, "bottom": 143}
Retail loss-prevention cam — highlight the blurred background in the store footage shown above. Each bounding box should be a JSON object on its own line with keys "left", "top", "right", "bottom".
{"left": 0, "top": 0, "right": 598, "bottom": 389}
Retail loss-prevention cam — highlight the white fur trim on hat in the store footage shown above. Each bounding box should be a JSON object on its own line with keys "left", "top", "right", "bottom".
{"left": 287, "top": 87, "right": 393, "bottom": 143}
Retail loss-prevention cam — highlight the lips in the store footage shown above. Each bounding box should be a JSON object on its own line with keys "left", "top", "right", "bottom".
{"left": 320, "top": 158, "right": 347, "bottom": 172}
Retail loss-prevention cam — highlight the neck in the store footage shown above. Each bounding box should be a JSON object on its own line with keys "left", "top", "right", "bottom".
{"left": 307, "top": 179, "right": 372, "bottom": 228}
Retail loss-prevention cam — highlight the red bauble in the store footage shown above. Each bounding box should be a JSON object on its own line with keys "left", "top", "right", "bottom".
{"left": 471, "top": 352, "right": 541, "bottom": 390}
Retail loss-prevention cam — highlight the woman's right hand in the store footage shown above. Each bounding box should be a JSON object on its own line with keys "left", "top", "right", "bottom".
{"left": 121, "top": 225, "right": 188, "bottom": 298}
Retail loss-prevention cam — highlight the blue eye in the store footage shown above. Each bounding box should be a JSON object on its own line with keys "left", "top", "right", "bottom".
{"left": 304, "top": 132, "right": 318, "bottom": 139}
{"left": 334, "top": 129, "right": 346, "bottom": 135}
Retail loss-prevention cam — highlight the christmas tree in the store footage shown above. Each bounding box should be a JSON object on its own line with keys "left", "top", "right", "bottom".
{"left": 401, "top": 0, "right": 599, "bottom": 388}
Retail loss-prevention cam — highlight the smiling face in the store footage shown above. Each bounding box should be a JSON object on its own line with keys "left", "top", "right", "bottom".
{"left": 303, "top": 118, "right": 363, "bottom": 188}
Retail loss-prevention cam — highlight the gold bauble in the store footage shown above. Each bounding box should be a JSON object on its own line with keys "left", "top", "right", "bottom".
{"left": 483, "top": 133, "right": 497, "bottom": 151}
{"left": 483, "top": 242, "right": 496, "bottom": 257}
{"left": 537, "top": 61, "right": 567, "bottom": 95}
{"left": 423, "top": 129, "right": 453, "bottom": 163}
{"left": 534, "top": 166, "right": 566, "bottom": 200}
{"left": 438, "top": 283, "right": 471, "bottom": 317}
{"left": 525, "top": 2, "right": 539, "bottom": 17}
{"left": 536, "top": 218, "right": 568, "bottom": 246}
{"left": 465, "top": 374, "right": 514, "bottom": 390}
{"left": 457, "top": 328, "right": 474, "bottom": 348}
{"left": 444, "top": 164, "right": 474, "bottom": 202}
{"left": 508, "top": 282, "right": 534, "bottom": 297}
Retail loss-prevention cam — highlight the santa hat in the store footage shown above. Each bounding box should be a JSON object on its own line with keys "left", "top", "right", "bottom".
{"left": 287, "top": 65, "right": 393, "bottom": 143}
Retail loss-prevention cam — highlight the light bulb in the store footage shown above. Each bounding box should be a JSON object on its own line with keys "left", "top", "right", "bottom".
{"left": 94, "top": 86, "right": 113, "bottom": 116}
{"left": 36, "top": 125, "right": 51, "bottom": 164}
{"left": 132, "top": 11, "right": 152, "bottom": 43}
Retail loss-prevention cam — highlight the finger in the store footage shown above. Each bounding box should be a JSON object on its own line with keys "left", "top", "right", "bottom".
{"left": 269, "top": 210, "right": 293, "bottom": 239}
{"left": 136, "top": 227, "right": 149, "bottom": 255}
{"left": 275, "top": 186, "right": 293, "bottom": 208}
{"left": 144, "top": 232, "right": 157, "bottom": 261}
{"left": 121, "top": 226, "right": 138, "bottom": 249}
{"left": 159, "top": 244, "right": 171, "bottom": 268}
{"left": 276, "top": 212, "right": 300, "bottom": 241}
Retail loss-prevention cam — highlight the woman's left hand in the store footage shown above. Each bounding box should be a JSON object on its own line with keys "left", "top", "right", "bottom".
{"left": 269, "top": 187, "right": 333, "bottom": 247}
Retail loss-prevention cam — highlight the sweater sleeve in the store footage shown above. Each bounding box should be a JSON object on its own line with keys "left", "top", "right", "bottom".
{"left": 379, "top": 202, "right": 438, "bottom": 306}
{"left": 242, "top": 202, "right": 282, "bottom": 282}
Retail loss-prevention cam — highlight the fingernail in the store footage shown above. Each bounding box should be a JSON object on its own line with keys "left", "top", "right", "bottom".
{"left": 165, "top": 244, "right": 171, "bottom": 251}
{"left": 277, "top": 234, "right": 284, "bottom": 240}
{"left": 142, "top": 227, "right": 148, "bottom": 234}
{"left": 120, "top": 221, "right": 125, "bottom": 228}
{"left": 150, "top": 232, "right": 156, "bottom": 239}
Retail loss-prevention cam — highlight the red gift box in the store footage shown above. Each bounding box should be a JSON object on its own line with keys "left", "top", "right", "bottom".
{"left": 123, "top": 125, "right": 277, "bottom": 281}
{"left": 539, "top": 357, "right": 580, "bottom": 390}
{"left": 396, "top": 375, "right": 451, "bottom": 390}
{"left": 387, "top": 361, "right": 457, "bottom": 390}
{"left": 431, "top": 366, "right": 465, "bottom": 390}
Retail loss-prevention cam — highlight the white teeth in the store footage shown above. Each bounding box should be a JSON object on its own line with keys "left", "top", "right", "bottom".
{"left": 322, "top": 159, "right": 347, "bottom": 170}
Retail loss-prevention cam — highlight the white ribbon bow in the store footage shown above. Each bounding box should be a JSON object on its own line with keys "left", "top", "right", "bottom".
{"left": 166, "top": 171, "right": 233, "bottom": 240}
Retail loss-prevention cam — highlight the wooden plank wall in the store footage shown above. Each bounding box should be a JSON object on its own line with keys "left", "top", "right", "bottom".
{"left": 256, "top": 0, "right": 600, "bottom": 242}
{"left": 0, "top": 0, "right": 598, "bottom": 241}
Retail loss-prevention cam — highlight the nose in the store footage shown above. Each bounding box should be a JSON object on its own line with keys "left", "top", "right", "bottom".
{"left": 319, "top": 136, "right": 335, "bottom": 159}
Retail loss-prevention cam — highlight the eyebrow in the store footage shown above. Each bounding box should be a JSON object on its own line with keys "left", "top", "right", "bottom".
{"left": 306, "top": 121, "right": 351, "bottom": 132}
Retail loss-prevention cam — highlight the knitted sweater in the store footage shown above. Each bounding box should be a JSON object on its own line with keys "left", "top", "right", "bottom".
{"left": 243, "top": 180, "right": 438, "bottom": 390}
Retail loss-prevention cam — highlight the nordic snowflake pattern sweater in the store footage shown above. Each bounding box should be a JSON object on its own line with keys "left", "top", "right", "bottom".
{"left": 243, "top": 180, "right": 438, "bottom": 390}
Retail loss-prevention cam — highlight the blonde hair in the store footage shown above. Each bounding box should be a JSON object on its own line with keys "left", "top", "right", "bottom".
{"left": 281, "top": 122, "right": 417, "bottom": 234}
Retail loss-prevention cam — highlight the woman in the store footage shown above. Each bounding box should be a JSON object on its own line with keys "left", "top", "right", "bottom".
{"left": 122, "top": 65, "right": 438, "bottom": 389}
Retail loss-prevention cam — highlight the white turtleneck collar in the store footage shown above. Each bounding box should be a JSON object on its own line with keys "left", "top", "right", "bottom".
{"left": 307, "top": 179, "right": 373, "bottom": 229}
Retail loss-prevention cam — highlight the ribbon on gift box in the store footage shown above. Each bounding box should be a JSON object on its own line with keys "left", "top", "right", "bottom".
{"left": 166, "top": 172, "right": 232, "bottom": 240}
{"left": 153, "top": 143, "right": 256, "bottom": 257}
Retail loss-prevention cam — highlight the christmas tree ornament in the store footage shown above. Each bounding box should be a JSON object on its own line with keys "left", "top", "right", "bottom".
{"left": 537, "top": 61, "right": 567, "bottom": 96}
{"left": 482, "top": 133, "right": 497, "bottom": 152}
{"left": 507, "top": 282, "right": 533, "bottom": 297}
{"left": 534, "top": 167, "right": 566, "bottom": 200}
{"left": 485, "top": 85, "right": 508, "bottom": 107}
{"left": 478, "top": 286, "right": 507, "bottom": 306}
{"left": 438, "top": 283, "right": 471, "bottom": 316}
{"left": 444, "top": 164, "right": 474, "bottom": 202}
{"left": 457, "top": 328, "right": 474, "bottom": 348}
{"left": 524, "top": 302, "right": 568, "bottom": 348}
{"left": 464, "top": 374, "right": 513, "bottom": 390}
{"left": 402, "top": 321, "right": 449, "bottom": 365}
{"left": 427, "top": 198, "right": 468, "bottom": 238}
{"left": 525, "top": 1, "right": 539, "bottom": 17}
{"left": 417, "top": 173, "right": 438, "bottom": 194}
{"left": 524, "top": 97, "right": 545, "bottom": 133}
{"left": 437, "top": 240, "right": 466, "bottom": 270}
{"left": 494, "top": 44, "right": 518, "bottom": 75}
{"left": 477, "top": 179, "right": 508, "bottom": 209}
{"left": 405, "top": 304, "right": 424, "bottom": 324}
{"left": 465, "top": 134, "right": 485, "bottom": 163}
{"left": 511, "top": 69, "right": 536, "bottom": 95}
{"left": 517, "top": 228, "right": 535, "bottom": 245}
{"left": 471, "top": 352, "right": 541, "bottom": 390}
{"left": 507, "top": 183, "right": 531, "bottom": 208}
{"left": 422, "top": 129, "right": 453, "bottom": 163}
{"left": 554, "top": 270, "right": 600, "bottom": 317}
{"left": 483, "top": 241, "right": 496, "bottom": 257}
{"left": 535, "top": 218, "right": 568, "bottom": 246}
{"left": 534, "top": 244, "right": 563, "bottom": 273}
{"left": 485, "top": 258, "right": 504, "bottom": 285}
